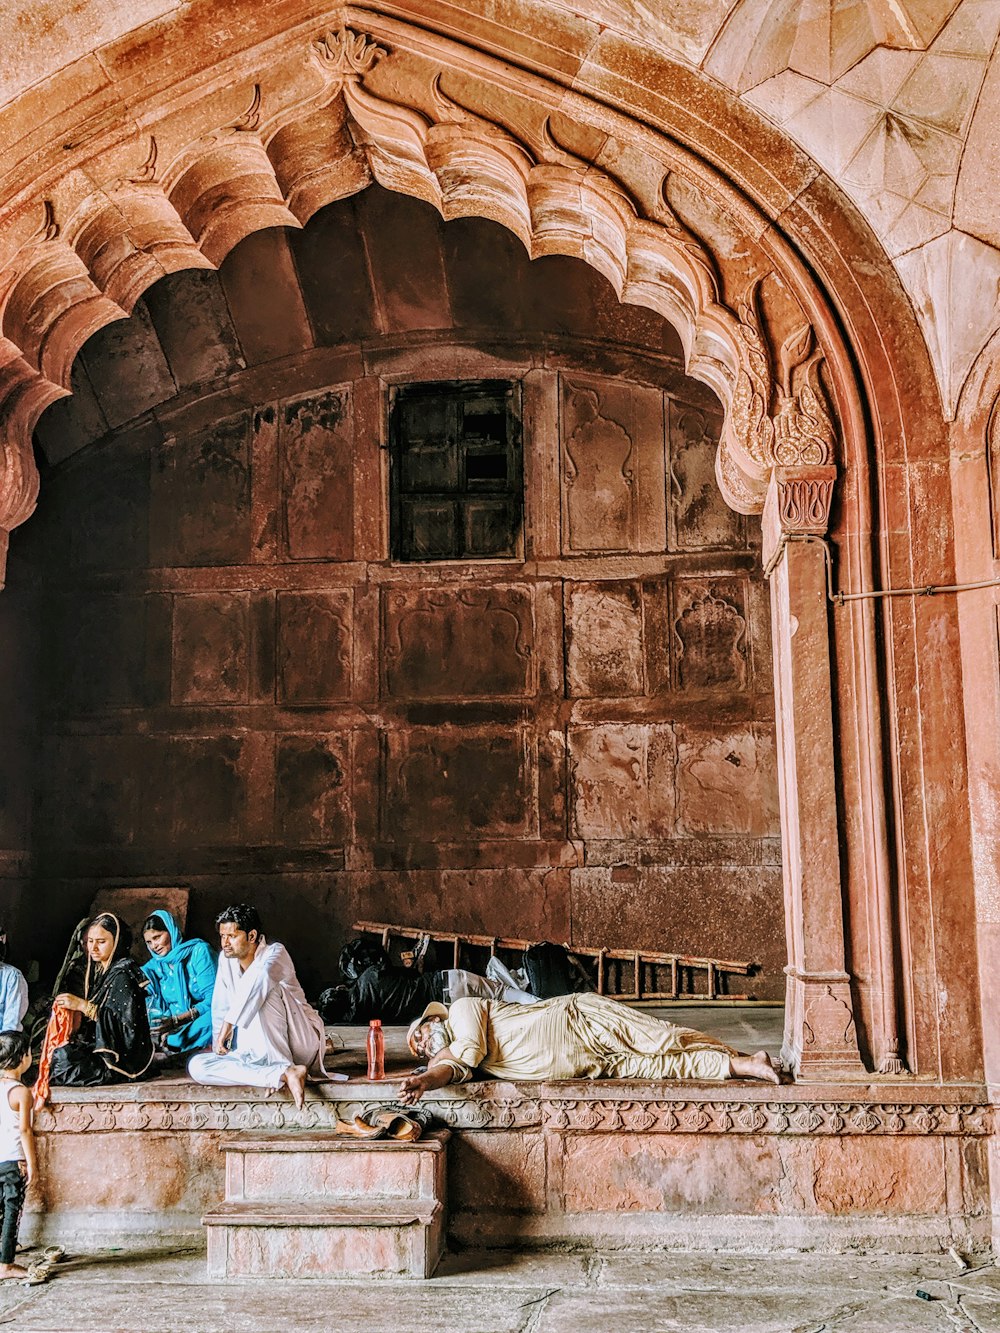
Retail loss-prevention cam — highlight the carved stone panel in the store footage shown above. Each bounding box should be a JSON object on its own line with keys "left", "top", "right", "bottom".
{"left": 675, "top": 725, "right": 779, "bottom": 837}
{"left": 382, "top": 586, "right": 534, "bottom": 699}
{"left": 150, "top": 414, "right": 251, "bottom": 567}
{"left": 275, "top": 733, "right": 351, "bottom": 845}
{"left": 667, "top": 398, "right": 745, "bottom": 551}
{"left": 560, "top": 375, "right": 665, "bottom": 554}
{"left": 381, "top": 727, "right": 533, "bottom": 842}
{"left": 565, "top": 582, "right": 644, "bottom": 698}
{"left": 280, "top": 387, "right": 354, "bottom": 561}
{"left": 171, "top": 593, "right": 250, "bottom": 705}
{"left": 672, "top": 580, "right": 749, "bottom": 692}
{"left": 276, "top": 591, "right": 352, "bottom": 704}
{"left": 569, "top": 724, "right": 676, "bottom": 839}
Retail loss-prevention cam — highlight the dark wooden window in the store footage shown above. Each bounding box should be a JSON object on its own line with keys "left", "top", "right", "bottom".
{"left": 390, "top": 380, "right": 522, "bottom": 561}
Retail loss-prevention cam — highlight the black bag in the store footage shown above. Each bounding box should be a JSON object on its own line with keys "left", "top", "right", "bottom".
{"left": 523, "top": 941, "right": 591, "bottom": 999}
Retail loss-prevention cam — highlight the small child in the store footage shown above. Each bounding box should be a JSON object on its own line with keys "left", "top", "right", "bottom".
{"left": 0, "top": 1031, "right": 35, "bottom": 1281}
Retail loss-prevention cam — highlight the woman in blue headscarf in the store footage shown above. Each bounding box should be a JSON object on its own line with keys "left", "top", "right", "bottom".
{"left": 141, "top": 911, "right": 216, "bottom": 1056}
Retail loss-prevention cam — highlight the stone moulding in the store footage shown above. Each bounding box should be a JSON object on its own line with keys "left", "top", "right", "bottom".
{"left": 35, "top": 1087, "right": 994, "bottom": 1137}
{"left": 0, "top": 21, "right": 849, "bottom": 582}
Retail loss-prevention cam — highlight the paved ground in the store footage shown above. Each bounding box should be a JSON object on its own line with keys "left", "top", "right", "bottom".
{"left": 0, "top": 1246, "right": 995, "bottom": 1332}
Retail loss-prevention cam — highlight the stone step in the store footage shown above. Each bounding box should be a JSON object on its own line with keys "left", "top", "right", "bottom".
{"left": 221, "top": 1129, "right": 449, "bottom": 1203}
{"left": 203, "top": 1198, "right": 445, "bottom": 1279}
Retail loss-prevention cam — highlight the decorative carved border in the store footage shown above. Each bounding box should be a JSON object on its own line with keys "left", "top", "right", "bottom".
{"left": 36, "top": 1092, "right": 993, "bottom": 1136}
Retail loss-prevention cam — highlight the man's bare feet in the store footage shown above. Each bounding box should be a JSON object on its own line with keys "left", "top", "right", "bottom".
{"left": 282, "top": 1063, "right": 308, "bottom": 1110}
{"left": 0, "top": 1263, "right": 29, "bottom": 1281}
{"left": 729, "top": 1050, "right": 782, "bottom": 1084}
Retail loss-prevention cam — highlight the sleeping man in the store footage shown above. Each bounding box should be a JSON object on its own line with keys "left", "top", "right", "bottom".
{"left": 397, "top": 992, "right": 781, "bottom": 1103}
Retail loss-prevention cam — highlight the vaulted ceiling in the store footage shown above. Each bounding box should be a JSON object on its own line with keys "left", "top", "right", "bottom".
{"left": 1, "top": 0, "right": 995, "bottom": 419}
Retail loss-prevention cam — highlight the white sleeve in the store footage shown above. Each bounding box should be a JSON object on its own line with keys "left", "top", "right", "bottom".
{"left": 210, "top": 956, "right": 231, "bottom": 1040}
{"left": 224, "top": 943, "right": 288, "bottom": 1029}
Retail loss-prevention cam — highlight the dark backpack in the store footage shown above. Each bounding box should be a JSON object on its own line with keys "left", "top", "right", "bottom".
{"left": 523, "top": 941, "right": 591, "bottom": 999}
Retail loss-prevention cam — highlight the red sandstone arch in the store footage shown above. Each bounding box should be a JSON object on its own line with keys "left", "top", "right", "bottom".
{"left": 0, "top": 6, "right": 972, "bottom": 1082}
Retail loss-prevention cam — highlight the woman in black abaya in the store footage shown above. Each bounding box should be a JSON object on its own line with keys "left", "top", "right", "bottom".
{"left": 44, "top": 913, "right": 153, "bottom": 1089}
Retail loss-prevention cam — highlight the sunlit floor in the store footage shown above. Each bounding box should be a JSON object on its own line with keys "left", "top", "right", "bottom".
{"left": 0, "top": 1244, "right": 993, "bottom": 1332}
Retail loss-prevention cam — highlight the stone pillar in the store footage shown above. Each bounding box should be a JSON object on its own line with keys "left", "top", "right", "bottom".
{"left": 764, "top": 465, "right": 865, "bottom": 1078}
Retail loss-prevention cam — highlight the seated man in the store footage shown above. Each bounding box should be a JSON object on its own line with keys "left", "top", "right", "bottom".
{"left": 319, "top": 954, "right": 538, "bottom": 1026}
{"left": 398, "top": 993, "right": 781, "bottom": 1103}
{"left": 188, "top": 904, "right": 344, "bottom": 1109}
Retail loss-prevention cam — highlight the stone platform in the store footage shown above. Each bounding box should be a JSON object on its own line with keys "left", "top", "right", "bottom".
{"left": 26, "top": 1068, "right": 996, "bottom": 1257}
{"left": 204, "top": 1130, "right": 448, "bottom": 1278}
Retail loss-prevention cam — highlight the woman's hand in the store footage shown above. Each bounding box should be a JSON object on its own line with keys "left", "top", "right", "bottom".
{"left": 53, "top": 993, "right": 85, "bottom": 1013}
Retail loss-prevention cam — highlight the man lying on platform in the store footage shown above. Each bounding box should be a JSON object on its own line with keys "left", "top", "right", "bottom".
{"left": 398, "top": 993, "right": 781, "bottom": 1103}
{"left": 188, "top": 904, "right": 344, "bottom": 1109}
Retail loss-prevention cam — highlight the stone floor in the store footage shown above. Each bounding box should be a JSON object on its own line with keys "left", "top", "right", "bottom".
{"left": 0, "top": 1245, "right": 995, "bottom": 1332}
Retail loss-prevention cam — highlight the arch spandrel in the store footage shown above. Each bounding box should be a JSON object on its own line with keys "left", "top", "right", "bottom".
{"left": 0, "top": 22, "right": 850, "bottom": 578}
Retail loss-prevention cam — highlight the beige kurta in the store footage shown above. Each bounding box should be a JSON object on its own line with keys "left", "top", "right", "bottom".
{"left": 437, "top": 992, "right": 735, "bottom": 1083}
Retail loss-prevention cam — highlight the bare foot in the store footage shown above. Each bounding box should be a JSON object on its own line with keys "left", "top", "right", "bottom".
{"left": 282, "top": 1063, "right": 308, "bottom": 1110}
{"left": 729, "top": 1050, "right": 782, "bottom": 1084}
{"left": 0, "top": 1263, "right": 29, "bottom": 1281}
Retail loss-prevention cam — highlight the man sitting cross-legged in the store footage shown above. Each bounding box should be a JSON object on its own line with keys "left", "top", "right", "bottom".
{"left": 188, "top": 904, "right": 343, "bottom": 1109}
{"left": 398, "top": 993, "right": 781, "bottom": 1103}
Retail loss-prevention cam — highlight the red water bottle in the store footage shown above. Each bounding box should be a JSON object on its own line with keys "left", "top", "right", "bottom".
{"left": 366, "top": 1019, "right": 385, "bottom": 1080}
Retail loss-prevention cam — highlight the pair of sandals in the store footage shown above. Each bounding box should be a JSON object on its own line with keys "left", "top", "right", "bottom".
{"left": 5, "top": 1245, "right": 64, "bottom": 1286}
{"left": 332, "top": 1105, "right": 432, "bottom": 1142}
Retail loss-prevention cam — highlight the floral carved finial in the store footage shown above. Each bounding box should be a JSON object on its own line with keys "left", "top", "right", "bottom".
{"left": 730, "top": 277, "right": 835, "bottom": 472}
{"left": 772, "top": 323, "right": 834, "bottom": 467}
{"left": 312, "top": 27, "right": 386, "bottom": 84}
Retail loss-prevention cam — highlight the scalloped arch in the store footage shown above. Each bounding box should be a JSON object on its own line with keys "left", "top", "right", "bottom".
{"left": 0, "top": 21, "right": 838, "bottom": 579}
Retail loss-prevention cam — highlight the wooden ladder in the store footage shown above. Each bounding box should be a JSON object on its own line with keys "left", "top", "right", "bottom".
{"left": 352, "top": 920, "right": 755, "bottom": 1002}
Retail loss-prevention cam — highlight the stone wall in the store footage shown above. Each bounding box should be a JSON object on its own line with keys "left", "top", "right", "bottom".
{"left": 8, "top": 188, "right": 780, "bottom": 997}
{"left": 26, "top": 1080, "right": 994, "bottom": 1254}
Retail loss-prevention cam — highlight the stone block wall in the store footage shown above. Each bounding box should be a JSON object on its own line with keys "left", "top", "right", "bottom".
{"left": 8, "top": 188, "right": 781, "bottom": 996}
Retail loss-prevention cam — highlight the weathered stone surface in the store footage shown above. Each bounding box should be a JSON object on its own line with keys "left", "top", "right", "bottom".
{"left": 448, "top": 1131, "right": 547, "bottom": 1214}
{"left": 675, "top": 725, "right": 779, "bottom": 836}
{"left": 279, "top": 387, "right": 354, "bottom": 561}
{"left": 14, "top": 191, "right": 784, "bottom": 1004}
{"left": 560, "top": 1132, "right": 783, "bottom": 1214}
{"left": 667, "top": 397, "right": 744, "bottom": 551}
{"left": 569, "top": 723, "right": 675, "bottom": 839}
{"left": 171, "top": 593, "right": 250, "bottom": 705}
{"left": 275, "top": 734, "right": 351, "bottom": 845}
{"left": 559, "top": 374, "right": 665, "bottom": 554}
{"left": 565, "top": 582, "right": 644, "bottom": 697}
{"left": 382, "top": 586, "right": 534, "bottom": 699}
{"left": 151, "top": 414, "right": 251, "bottom": 567}
{"left": 673, "top": 580, "right": 748, "bottom": 692}
{"left": 143, "top": 268, "right": 245, "bottom": 390}
{"left": 381, "top": 728, "right": 532, "bottom": 842}
{"left": 277, "top": 591, "right": 353, "bottom": 704}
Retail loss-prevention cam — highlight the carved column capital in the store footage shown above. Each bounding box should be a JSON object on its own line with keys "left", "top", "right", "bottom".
{"left": 762, "top": 464, "right": 837, "bottom": 568}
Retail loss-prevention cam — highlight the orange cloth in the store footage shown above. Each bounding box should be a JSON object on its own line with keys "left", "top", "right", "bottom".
{"left": 33, "top": 1004, "right": 80, "bottom": 1109}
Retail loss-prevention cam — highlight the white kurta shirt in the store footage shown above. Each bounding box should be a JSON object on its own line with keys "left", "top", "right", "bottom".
{"left": 211, "top": 938, "right": 324, "bottom": 1069}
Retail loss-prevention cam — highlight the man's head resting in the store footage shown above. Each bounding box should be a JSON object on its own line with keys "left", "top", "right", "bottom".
{"left": 406, "top": 1001, "right": 449, "bottom": 1058}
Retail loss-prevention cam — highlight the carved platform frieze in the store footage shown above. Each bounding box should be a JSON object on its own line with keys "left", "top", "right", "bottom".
{"left": 36, "top": 1088, "right": 993, "bottom": 1137}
